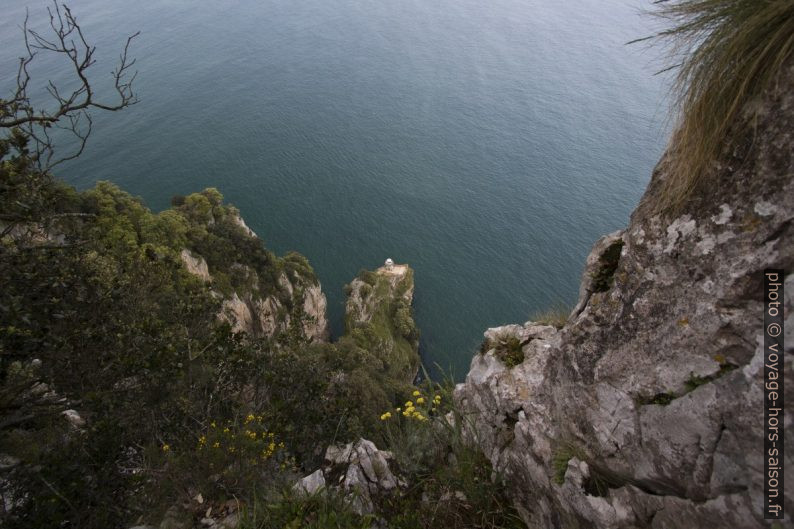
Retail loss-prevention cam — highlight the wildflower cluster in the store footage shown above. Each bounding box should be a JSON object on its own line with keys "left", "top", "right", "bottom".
{"left": 381, "top": 389, "right": 442, "bottom": 423}
{"left": 197, "top": 414, "right": 289, "bottom": 468}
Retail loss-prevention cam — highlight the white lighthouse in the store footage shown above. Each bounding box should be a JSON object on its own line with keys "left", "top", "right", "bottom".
{"left": 384, "top": 258, "right": 394, "bottom": 270}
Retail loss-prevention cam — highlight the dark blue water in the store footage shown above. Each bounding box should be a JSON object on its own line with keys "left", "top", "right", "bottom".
{"left": 1, "top": 0, "right": 669, "bottom": 379}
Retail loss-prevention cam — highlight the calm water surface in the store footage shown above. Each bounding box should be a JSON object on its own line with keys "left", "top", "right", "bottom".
{"left": 1, "top": 0, "right": 669, "bottom": 379}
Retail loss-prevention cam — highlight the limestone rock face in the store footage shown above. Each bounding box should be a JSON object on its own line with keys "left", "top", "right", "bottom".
{"left": 302, "top": 283, "right": 330, "bottom": 342}
{"left": 230, "top": 212, "right": 257, "bottom": 238}
{"left": 179, "top": 249, "right": 210, "bottom": 282}
{"left": 454, "top": 66, "right": 794, "bottom": 528}
{"left": 179, "top": 219, "right": 329, "bottom": 343}
{"left": 295, "top": 439, "right": 403, "bottom": 515}
{"left": 214, "top": 267, "right": 329, "bottom": 342}
{"left": 346, "top": 264, "right": 414, "bottom": 327}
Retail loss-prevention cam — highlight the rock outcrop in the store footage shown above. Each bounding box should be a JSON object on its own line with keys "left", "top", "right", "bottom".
{"left": 179, "top": 228, "right": 329, "bottom": 344}
{"left": 295, "top": 439, "right": 403, "bottom": 515}
{"left": 179, "top": 249, "right": 211, "bottom": 282}
{"left": 345, "top": 263, "right": 420, "bottom": 383}
{"left": 454, "top": 65, "right": 794, "bottom": 527}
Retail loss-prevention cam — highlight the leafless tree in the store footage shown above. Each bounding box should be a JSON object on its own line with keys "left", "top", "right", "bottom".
{"left": 0, "top": 1, "right": 139, "bottom": 171}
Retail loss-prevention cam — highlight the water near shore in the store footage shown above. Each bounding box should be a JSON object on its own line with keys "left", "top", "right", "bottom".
{"left": 1, "top": 0, "right": 668, "bottom": 378}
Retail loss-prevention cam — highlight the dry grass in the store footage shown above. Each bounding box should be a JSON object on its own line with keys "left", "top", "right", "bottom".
{"left": 529, "top": 303, "right": 571, "bottom": 329}
{"left": 637, "top": 0, "right": 794, "bottom": 213}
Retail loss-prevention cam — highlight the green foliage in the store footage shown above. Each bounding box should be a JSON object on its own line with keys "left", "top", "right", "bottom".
{"left": 357, "top": 269, "right": 378, "bottom": 286}
{"left": 238, "top": 489, "right": 374, "bottom": 529}
{"left": 684, "top": 362, "right": 738, "bottom": 392}
{"left": 393, "top": 300, "right": 418, "bottom": 341}
{"left": 489, "top": 333, "right": 524, "bottom": 368}
{"left": 283, "top": 251, "right": 317, "bottom": 285}
{"left": 375, "top": 380, "right": 524, "bottom": 529}
{"left": 636, "top": 362, "right": 739, "bottom": 407}
{"left": 346, "top": 268, "right": 420, "bottom": 385}
{"left": 253, "top": 339, "right": 396, "bottom": 469}
{"left": 590, "top": 240, "right": 624, "bottom": 293}
{"left": 0, "top": 173, "right": 320, "bottom": 526}
{"left": 639, "top": 0, "right": 794, "bottom": 213}
{"left": 551, "top": 444, "right": 587, "bottom": 486}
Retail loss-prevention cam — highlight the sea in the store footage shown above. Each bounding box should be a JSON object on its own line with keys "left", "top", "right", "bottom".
{"left": 0, "top": 0, "right": 670, "bottom": 379}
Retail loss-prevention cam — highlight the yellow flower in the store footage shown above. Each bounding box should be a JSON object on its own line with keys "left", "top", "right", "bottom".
{"left": 210, "top": 421, "right": 217, "bottom": 428}
{"left": 380, "top": 412, "right": 392, "bottom": 421}
{"left": 223, "top": 427, "right": 230, "bottom": 434}
{"left": 396, "top": 407, "right": 401, "bottom": 412}
{"left": 198, "top": 435, "right": 207, "bottom": 445}
{"left": 213, "top": 442, "right": 220, "bottom": 449}
{"left": 416, "top": 397, "right": 425, "bottom": 404}
{"left": 405, "top": 401, "right": 413, "bottom": 408}
{"left": 412, "top": 390, "right": 421, "bottom": 397}
{"left": 245, "top": 413, "right": 255, "bottom": 424}
{"left": 162, "top": 444, "right": 170, "bottom": 452}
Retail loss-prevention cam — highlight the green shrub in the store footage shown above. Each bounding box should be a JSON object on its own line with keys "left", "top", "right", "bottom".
{"left": 358, "top": 269, "right": 378, "bottom": 286}
{"left": 489, "top": 333, "right": 524, "bottom": 368}
{"left": 375, "top": 380, "right": 524, "bottom": 529}
{"left": 238, "top": 489, "right": 374, "bottom": 529}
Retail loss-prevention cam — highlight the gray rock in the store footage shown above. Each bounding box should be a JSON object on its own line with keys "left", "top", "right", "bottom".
{"left": 61, "top": 409, "right": 85, "bottom": 428}
{"left": 294, "top": 469, "right": 326, "bottom": 495}
{"left": 454, "top": 62, "right": 794, "bottom": 528}
{"left": 295, "top": 439, "right": 404, "bottom": 516}
{"left": 179, "top": 249, "right": 211, "bottom": 282}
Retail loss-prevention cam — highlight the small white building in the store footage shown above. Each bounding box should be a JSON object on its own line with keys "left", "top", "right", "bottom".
{"left": 384, "top": 258, "right": 394, "bottom": 270}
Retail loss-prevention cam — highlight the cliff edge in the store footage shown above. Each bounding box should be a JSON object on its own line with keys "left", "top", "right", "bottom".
{"left": 454, "top": 62, "right": 793, "bottom": 528}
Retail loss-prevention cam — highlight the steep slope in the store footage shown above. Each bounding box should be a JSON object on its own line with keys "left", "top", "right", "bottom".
{"left": 454, "top": 63, "right": 793, "bottom": 528}
{"left": 172, "top": 189, "right": 329, "bottom": 343}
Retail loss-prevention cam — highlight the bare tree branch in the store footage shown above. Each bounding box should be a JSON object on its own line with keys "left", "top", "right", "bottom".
{"left": 0, "top": 1, "right": 139, "bottom": 171}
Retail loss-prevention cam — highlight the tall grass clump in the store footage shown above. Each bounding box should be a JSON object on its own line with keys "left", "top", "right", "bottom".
{"left": 530, "top": 303, "right": 571, "bottom": 329}
{"left": 639, "top": 0, "right": 794, "bottom": 213}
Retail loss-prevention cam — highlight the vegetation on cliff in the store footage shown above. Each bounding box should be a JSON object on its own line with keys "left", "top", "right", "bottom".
{"left": 345, "top": 265, "right": 420, "bottom": 387}
{"left": 0, "top": 28, "right": 517, "bottom": 526}
{"left": 638, "top": 0, "right": 794, "bottom": 213}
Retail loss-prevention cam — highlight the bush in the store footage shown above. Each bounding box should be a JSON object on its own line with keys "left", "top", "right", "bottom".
{"left": 489, "top": 333, "right": 524, "bottom": 368}
{"left": 238, "top": 489, "right": 374, "bottom": 529}
{"left": 375, "top": 381, "right": 524, "bottom": 528}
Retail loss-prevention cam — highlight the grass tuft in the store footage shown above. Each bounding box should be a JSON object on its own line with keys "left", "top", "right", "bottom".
{"left": 529, "top": 303, "right": 571, "bottom": 329}
{"left": 637, "top": 0, "right": 794, "bottom": 214}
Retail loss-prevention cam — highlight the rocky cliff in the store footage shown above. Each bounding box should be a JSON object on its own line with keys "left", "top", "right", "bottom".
{"left": 345, "top": 262, "right": 420, "bottom": 384}
{"left": 454, "top": 63, "right": 793, "bottom": 527}
{"left": 179, "top": 212, "right": 329, "bottom": 343}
